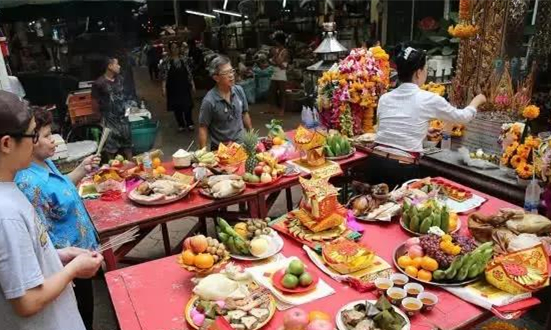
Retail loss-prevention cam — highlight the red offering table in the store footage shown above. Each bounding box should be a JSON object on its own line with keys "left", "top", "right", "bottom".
{"left": 106, "top": 178, "right": 517, "bottom": 330}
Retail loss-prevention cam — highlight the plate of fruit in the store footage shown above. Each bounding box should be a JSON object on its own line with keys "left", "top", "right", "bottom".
{"left": 324, "top": 132, "right": 355, "bottom": 160}
{"left": 217, "top": 218, "right": 284, "bottom": 261}
{"left": 272, "top": 259, "right": 319, "bottom": 294}
{"left": 178, "top": 235, "right": 231, "bottom": 275}
{"left": 394, "top": 234, "right": 494, "bottom": 287}
{"left": 400, "top": 199, "right": 460, "bottom": 236}
{"left": 242, "top": 151, "right": 286, "bottom": 187}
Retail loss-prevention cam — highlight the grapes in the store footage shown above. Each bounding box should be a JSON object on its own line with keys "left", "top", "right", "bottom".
{"left": 419, "top": 234, "right": 475, "bottom": 269}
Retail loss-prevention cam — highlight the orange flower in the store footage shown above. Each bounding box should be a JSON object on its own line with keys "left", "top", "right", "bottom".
{"left": 516, "top": 162, "right": 534, "bottom": 179}
{"left": 505, "top": 141, "right": 519, "bottom": 156}
{"left": 522, "top": 105, "right": 540, "bottom": 120}
{"left": 516, "top": 144, "right": 531, "bottom": 159}
{"left": 501, "top": 154, "right": 510, "bottom": 166}
{"left": 525, "top": 136, "right": 542, "bottom": 148}
{"left": 510, "top": 155, "right": 523, "bottom": 168}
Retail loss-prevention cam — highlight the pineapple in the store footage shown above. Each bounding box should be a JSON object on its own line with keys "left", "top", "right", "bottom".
{"left": 243, "top": 129, "right": 259, "bottom": 173}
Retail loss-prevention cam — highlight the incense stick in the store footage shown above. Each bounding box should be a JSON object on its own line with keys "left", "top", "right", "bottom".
{"left": 98, "top": 226, "right": 139, "bottom": 252}
{"left": 95, "top": 127, "right": 112, "bottom": 156}
{"left": 186, "top": 140, "right": 195, "bottom": 151}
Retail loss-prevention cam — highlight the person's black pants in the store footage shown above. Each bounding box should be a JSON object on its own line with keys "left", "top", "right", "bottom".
{"left": 148, "top": 63, "right": 159, "bottom": 80}
{"left": 173, "top": 104, "right": 194, "bottom": 128}
{"left": 74, "top": 278, "right": 94, "bottom": 330}
{"left": 358, "top": 153, "right": 420, "bottom": 189}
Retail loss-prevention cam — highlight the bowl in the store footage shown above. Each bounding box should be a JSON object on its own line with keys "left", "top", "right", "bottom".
{"left": 401, "top": 297, "right": 422, "bottom": 316}
{"left": 173, "top": 149, "right": 192, "bottom": 168}
{"left": 404, "top": 283, "right": 424, "bottom": 297}
{"left": 391, "top": 273, "right": 409, "bottom": 287}
{"left": 386, "top": 287, "right": 406, "bottom": 306}
{"left": 417, "top": 292, "right": 438, "bottom": 312}
{"left": 374, "top": 278, "right": 394, "bottom": 296}
{"left": 423, "top": 140, "right": 439, "bottom": 149}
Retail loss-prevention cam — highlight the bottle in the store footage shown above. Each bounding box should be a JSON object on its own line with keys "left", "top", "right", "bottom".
{"left": 440, "top": 131, "right": 451, "bottom": 150}
{"left": 524, "top": 179, "right": 541, "bottom": 214}
{"left": 142, "top": 152, "right": 153, "bottom": 175}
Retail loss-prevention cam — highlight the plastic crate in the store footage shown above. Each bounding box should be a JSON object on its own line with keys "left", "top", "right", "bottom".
{"left": 67, "top": 91, "right": 99, "bottom": 125}
{"left": 132, "top": 120, "right": 159, "bottom": 154}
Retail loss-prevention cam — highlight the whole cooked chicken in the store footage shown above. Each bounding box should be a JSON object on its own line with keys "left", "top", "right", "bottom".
{"left": 149, "top": 180, "right": 185, "bottom": 196}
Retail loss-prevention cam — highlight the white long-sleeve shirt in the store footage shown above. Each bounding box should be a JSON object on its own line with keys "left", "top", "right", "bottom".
{"left": 375, "top": 83, "right": 477, "bottom": 153}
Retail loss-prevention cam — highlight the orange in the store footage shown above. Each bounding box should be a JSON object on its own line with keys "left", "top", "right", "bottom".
{"left": 449, "top": 215, "right": 458, "bottom": 231}
{"left": 308, "top": 311, "right": 330, "bottom": 322}
{"left": 194, "top": 253, "right": 214, "bottom": 269}
{"left": 181, "top": 250, "right": 196, "bottom": 266}
{"left": 411, "top": 257, "right": 423, "bottom": 269}
{"left": 405, "top": 266, "right": 419, "bottom": 278}
{"left": 156, "top": 165, "right": 167, "bottom": 174}
{"left": 397, "top": 255, "right": 413, "bottom": 269}
{"left": 152, "top": 157, "right": 162, "bottom": 168}
{"left": 421, "top": 257, "right": 439, "bottom": 272}
{"left": 273, "top": 137, "right": 284, "bottom": 145}
{"left": 418, "top": 269, "right": 432, "bottom": 282}
{"left": 152, "top": 169, "right": 160, "bottom": 177}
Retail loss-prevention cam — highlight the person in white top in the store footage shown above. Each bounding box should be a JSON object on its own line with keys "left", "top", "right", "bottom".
{"left": 365, "top": 45, "right": 486, "bottom": 188}
{"left": 267, "top": 31, "right": 289, "bottom": 115}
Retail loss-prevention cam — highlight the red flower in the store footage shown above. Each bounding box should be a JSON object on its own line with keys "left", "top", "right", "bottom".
{"left": 418, "top": 17, "right": 439, "bottom": 31}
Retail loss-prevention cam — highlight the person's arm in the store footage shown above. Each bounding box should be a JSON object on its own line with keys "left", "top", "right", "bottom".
{"left": 197, "top": 99, "right": 213, "bottom": 149}
{"left": 10, "top": 252, "right": 103, "bottom": 317}
{"left": 159, "top": 59, "right": 168, "bottom": 97}
{"left": 67, "top": 155, "right": 101, "bottom": 185}
{"left": 243, "top": 112, "right": 253, "bottom": 131}
{"left": 185, "top": 57, "right": 196, "bottom": 95}
{"left": 426, "top": 93, "right": 486, "bottom": 124}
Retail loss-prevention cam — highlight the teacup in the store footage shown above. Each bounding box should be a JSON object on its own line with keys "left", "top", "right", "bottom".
{"left": 374, "top": 278, "right": 394, "bottom": 296}
{"left": 390, "top": 273, "right": 409, "bottom": 287}
{"left": 418, "top": 292, "right": 438, "bottom": 312}
{"left": 386, "top": 287, "right": 406, "bottom": 306}
{"left": 404, "top": 283, "right": 424, "bottom": 297}
{"left": 401, "top": 297, "right": 422, "bottom": 316}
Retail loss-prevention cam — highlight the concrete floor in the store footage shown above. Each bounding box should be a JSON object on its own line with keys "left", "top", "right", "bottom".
{"left": 92, "top": 67, "right": 548, "bottom": 330}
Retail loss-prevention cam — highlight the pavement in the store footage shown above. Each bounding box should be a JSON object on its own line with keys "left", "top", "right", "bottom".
{"left": 92, "top": 67, "right": 548, "bottom": 330}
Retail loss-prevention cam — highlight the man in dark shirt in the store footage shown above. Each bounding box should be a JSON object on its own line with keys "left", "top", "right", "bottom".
{"left": 91, "top": 57, "right": 132, "bottom": 160}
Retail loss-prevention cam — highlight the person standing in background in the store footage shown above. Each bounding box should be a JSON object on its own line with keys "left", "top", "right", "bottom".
{"left": 267, "top": 31, "right": 289, "bottom": 115}
{"left": 146, "top": 40, "right": 161, "bottom": 80}
{"left": 0, "top": 90, "right": 103, "bottom": 330}
{"left": 160, "top": 41, "right": 196, "bottom": 132}
{"left": 91, "top": 56, "right": 132, "bottom": 160}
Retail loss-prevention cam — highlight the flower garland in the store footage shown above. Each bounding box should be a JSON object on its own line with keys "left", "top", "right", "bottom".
{"left": 501, "top": 130, "right": 541, "bottom": 179}
{"left": 449, "top": 0, "right": 478, "bottom": 39}
{"left": 317, "top": 47, "right": 390, "bottom": 136}
{"left": 424, "top": 83, "right": 465, "bottom": 137}
{"left": 522, "top": 104, "right": 540, "bottom": 120}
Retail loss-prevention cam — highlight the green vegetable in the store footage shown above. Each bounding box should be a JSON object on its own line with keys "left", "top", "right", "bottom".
{"left": 433, "top": 270, "right": 446, "bottom": 281}
{"left": 409, "top": 215, "right": 420, "bottom": 232}
{"left": 334, "top": 142, "right": 342, "bottom": 156}
{"left": 325, "top": 145, "right": 335, "bottom": 157}
{"left": 402, "top": 212, "right": 410, "bottom": 228}
{"left": 440, "top": 207, "right": 449, "bottom": 233}
{"left": 431, "top": 210, "right": 441, "bottom": 229}
{"left": 419, "top": 216, "right": 433, "bottom": 234}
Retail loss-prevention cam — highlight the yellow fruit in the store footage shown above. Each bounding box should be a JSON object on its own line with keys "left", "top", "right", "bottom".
{"left": 397, "top": 255, "right": 413, "bottom": 268}
{"left": 451, "top": 245, "right": 462, "bottom": 255}
{"left": 181, "top": 250, "right": 196, "bottom": 266}
{"left": 411, "top": 257, "right": 423, "bottom": 269}
{"left": 442, "top": 234, "right": 452, "bottom": 242}
{"left": 418, "top": 269, "right": 433, "bottom": 282}
{"left": 194, "top": 253, "right": 214, "bottom": 269}
{"left": 156, "top": 165, "right": 167, "bottom": 174}
{"left": 421, "top": 257, "right": 439, "bottom": 272}
{"left": 152, "top": 157, "right": 162, "bottom": 168}
{"left": 449, "top": 216, "right": 458, "bottom": 231}
{"left": 152, "top": 169, "right": 160, "bottom": 176}
{"left": 308, "top": 311, "right": 330, "bottom": 322}
{"left": 273, "top": 137, "right": 284, "bottom": 145}
{"left": 405, "top": 266, "right": 419, "bottom": 278}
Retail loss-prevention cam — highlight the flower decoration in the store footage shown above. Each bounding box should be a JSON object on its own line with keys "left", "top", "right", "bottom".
{"left": 448, "top": 24, "right": 478, "bottom": 38}
{"left": 421, "top": 82, "right": 446, "bottom": 96}
{"left": 522, "top": 104, "right": 540, "bottom": 120}
{"left": 317, "top": 47, "right": 390, "bottom": 136}
{"left": 516, "top": 162, "right": 534, "bottom": 179}
{"left": 459, "top": 0, "right": 471, "bottom": 20}
{"left": 418, "top": 17, "right": 439, "bottom": 31}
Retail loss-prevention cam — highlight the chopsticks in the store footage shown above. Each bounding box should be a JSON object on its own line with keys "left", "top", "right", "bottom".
{"left": 98, "top": 226, "right": 140, "bottom": 253}
{"left": 186, "top": 140, "right": 195, "bottom": 151}
{"left": 95, "top": 127, "right": 112, "bottom": 156}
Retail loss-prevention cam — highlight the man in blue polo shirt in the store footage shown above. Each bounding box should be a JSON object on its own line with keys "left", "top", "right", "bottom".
{"left": 198, "top": 55, "right": 253, "bottom": 150}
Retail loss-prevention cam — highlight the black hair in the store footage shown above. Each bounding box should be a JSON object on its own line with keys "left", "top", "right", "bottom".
{"left": 33, "top": 107, "right": 53, "bottom": 132}
{"left": 102, "top": 56, "right": 117, "bottom": 73}
{"left": 394, "top": 44, "right": 427, "bottom": 82}
{"left": 0, "top": 91, "right": 33, "bottom": 139}
{"left": 273, "top": 31, "right": 286, "bottom": 46}
{"left": 365, "top": 39, "right": 379, "bottom": 48}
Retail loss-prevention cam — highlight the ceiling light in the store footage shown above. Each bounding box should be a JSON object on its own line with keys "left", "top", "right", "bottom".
{"left": 213, "top": 9, "right": 247, "bottom": 18}
{"left": 223, "top": 0, "right": 229, "bottom": 10}
{"left": 185, "top": 10, "right": 216, "bottom": 18}
{"left": 283, "top": 0, "right": 287, "bottom": 8}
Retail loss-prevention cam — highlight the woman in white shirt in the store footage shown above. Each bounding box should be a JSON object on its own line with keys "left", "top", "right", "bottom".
{"left": 365, "top": 45, "right": 486, "bottom": 188}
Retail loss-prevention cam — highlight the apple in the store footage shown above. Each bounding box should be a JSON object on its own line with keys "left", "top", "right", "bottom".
{"left": 111, "top": 160, "right": 122, "bottom": 167}
{"left": 115, "top": 154, "right": 125, "bottom": 162}
{"left": 306, "top": 320, "right": 332, "bottom": 330}
{"left": 256, "top": 142, "right": 266, "bottom": 153}
{"left": 254, "top": 166, "right": 264, "bottom": 176}
{"left": 262, "top": 165, "right": 272, "bottom": 173}
{"left": 183, "top": 237, "right": 192, "bottom": 251}
{"left": 283, "top": 308, "right": 309, "bottom": 330}
{"left": 258, "top": 162, "right": 266, "bottom": 167}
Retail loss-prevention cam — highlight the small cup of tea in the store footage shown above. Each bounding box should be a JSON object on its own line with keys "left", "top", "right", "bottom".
{"left": 386, "top": 287, "right": 406, "bottom": 306}
{"left": 390, "top": 273, "right": 409, "bottom": 287}
{"left": 401, "top": 297, "right": 423, "bottom": 316}
{"left": 374, "top": 278, "right": 394, "bottom": 296}
{"left": 404, "top": 283, "right": 424, "bottom": 297}
{"left": 418, "top": 292, "right": 438, "bottom": 312}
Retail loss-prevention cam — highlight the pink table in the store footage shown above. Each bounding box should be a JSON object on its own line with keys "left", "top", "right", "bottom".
{"left": 105, "top": 179, "right": 517, "bottom": 330}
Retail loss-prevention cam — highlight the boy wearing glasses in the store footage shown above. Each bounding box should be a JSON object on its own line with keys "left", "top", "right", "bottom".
{"left": 198, "top": 55, "right": 253, "bottom": 150}
{"left": 0, "top": 91, "right": 103, "bottom": 330}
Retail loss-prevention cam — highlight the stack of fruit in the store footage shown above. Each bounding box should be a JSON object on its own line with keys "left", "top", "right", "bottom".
{"left": 324, "top": 132, "right": 353, "bottom": 158}
{"left": 179, "top": 235, "right": 230, "bottom": 272}
{"left": 193, "top": 148, "right": 219, "bottom": 167}
{"left": 402, "top": 199, "right": 458, "bottom": 234}
{"left": 242, "top": 152, "right": 286, "bottom": 185}
{"left": 108, "top": 154, "right": 131, "bottom": 168}
{"left": 217, "top": 218, "right": 275, "bottom": 258}
{"left": 396, "top": 234, "right": 492, "bottom": 283}
{"left": 279, "top": 260, "right": 314, "bottom": 290}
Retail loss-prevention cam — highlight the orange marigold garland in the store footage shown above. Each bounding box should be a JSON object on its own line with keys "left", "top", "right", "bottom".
{"left": 522, "top": 104, "right": 540, "bottom": 120}
{"left": 317, "top": 47, "right": 390, "bottom": 136}
{"left": 449, "top": 0, "right": 477, "bottom": 39}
